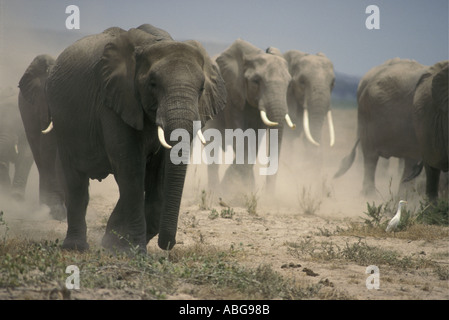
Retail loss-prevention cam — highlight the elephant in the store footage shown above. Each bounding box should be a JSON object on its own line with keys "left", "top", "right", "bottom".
{"left": 45, "top": 24, "right": 226, "bottom": 252}
{"left": 0, "top": 87, "right": 34, "bottom": 201}
{"left": 18, "top": 54, "right": 66, "bottom": 220}
{"left": 334, "top": 58, "right": 429, "bottom": 196}
{"left": 205, "top": 39, "right": 294, "bottom": 196}
{"left": 409, "top": 60, "right": 448, "bottom": 200}
{"left": 281, "top": 49, "right": 336, "bottom": 149}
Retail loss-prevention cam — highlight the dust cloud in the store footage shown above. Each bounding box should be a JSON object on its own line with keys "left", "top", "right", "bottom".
{"left": 182, "top": 106, "right": 427, "bottom": 220}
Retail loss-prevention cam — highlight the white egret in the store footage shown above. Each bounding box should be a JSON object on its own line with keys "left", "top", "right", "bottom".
{"left": 386, "top": 200, "right": 407, "bottom": 233}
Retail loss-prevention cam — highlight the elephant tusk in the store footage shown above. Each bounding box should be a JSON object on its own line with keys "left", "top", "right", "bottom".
{"left": 260, "top": 110, "right": 279, "bottom": 126}
{"left": 303, "top": 109, "right": 320, "bottom": 146}
{"left": 327, "top": 110, "right": 335, "bottom": 147}
{"left": 285, "top": 114, "right": 296, "bottom": 129}
{"left": 158, "top": 126, "right": 172, "bottom": 149}
{"left": 42, "top": 121, "right": 54, "bottom": 134}
{"left": 197, "top": 129, "right": 206, "bottom": 145}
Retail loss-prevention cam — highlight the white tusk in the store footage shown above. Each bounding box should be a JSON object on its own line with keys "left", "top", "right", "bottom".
{"left": 260, "top": 110, "right": 278, "bottom": 126}
{"left": 327, "top": 110, "right": 335, "bottom": 147}
{"left": 303, "top": 109, "right": 320, "bottom": 146}
{"left": 285, "top": 114, "right": 296, "bottom": 129}
{"left": 197, "top": 129, "right": 206, "bottom": 145}
{"left": 158, "top": 126, "right": 172, "bottom": 149}
{"left": 42, "top": 121, "right": 53, "bottom": 134}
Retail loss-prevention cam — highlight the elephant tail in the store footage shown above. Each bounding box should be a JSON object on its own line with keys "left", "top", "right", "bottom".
{"left": 402, "top": 161, "right": 424, "bottom": 183}
{"left": 333, "top": 138, "right": 359, "bottom": 179}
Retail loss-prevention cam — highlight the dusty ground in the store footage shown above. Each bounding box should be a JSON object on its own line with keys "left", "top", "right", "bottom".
{"left": 1, "top": 107, "right": 448, "bottom": 300}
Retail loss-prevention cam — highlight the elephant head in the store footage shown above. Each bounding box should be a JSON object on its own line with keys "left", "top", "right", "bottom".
{"left": 216, "top": 39, "right": 293, "bottom": 130}
{"left": 283, "top": 50, "right": 336, "bottom": 147}
{"left": 19, "top": 54, "right": 55, "bottom": 106}
{"left": 99, "top": 29, "right": 226, "bottom": 137}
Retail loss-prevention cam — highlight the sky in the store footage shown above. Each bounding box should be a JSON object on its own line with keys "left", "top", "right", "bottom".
{"left": 0, "top": 0, "right": 448, "bottom": 79}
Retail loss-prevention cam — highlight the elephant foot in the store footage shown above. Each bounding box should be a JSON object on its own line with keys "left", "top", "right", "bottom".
{"left": 49, "top": 204, "right": 67, "bottom": 221}
{"left": 361, "top": 185, "right": 376, "bottom": 198}
{"left": 62, "top": 237, "right": 89, "bottom": 252}
{"left": 102, "top": 231, "right": 147, "bottom": 254}
{"left": 10, "top": 191, "right": 25, "bottom": 202}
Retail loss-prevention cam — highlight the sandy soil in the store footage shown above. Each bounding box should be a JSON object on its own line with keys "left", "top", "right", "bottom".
{"left": 1, "top": 108, "right": 448, "bottom": 300}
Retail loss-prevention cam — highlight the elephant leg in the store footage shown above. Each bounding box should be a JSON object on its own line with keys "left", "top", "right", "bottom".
{"left": 102, "top": 197, "right": 126, "bottom": 248}
{"left": 207, "top": 163, "right": 220, "bottom": 192}
{"left": 362, "top": 151, "right": 379, "bottom": 196}
{"left": 102, "top": 166, "right": 146, "bottom": 253}
{"left": 221, "top": 163, "right": 255, "bottom": 196}
{"left": 39, "top": 149, "right": 66, "bottom": 220}
{"left": 144, "top": 151, "right": 165, "bottom": 243}
{"left": 62, "top": 169, "right": 90, "bottom": 251}
{"left": 424, "top": 165, "right": 440, "bottom": 202}
{"left": 11, "top": 137, "right": 34, "bottom": 201}
{"left": 398, "top": 158, "right": 419, "bottom": 197}
{"left": 0, "top": 161, "right": 11, "bottom": 193}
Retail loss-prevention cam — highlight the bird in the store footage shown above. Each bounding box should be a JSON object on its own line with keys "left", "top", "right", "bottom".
{"left": 218, "top": 197, "right": 230, "bottom": 208}
{"left": 386, "top": 200, "right": 407, "bottom": 233}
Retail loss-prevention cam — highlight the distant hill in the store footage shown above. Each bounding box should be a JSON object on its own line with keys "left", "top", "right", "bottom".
{"left": 332, "top": 71, "right": 359, "bottom": 103}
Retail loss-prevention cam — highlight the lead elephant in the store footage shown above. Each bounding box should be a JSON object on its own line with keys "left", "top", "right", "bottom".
{"left": 334, "top": 58, "right": 429, "bottom": 196}
{"left": 45, "top": 25, "right": 226, "bottom": 252}
{"left": 410, "top": 60, "right": 448, "bottom": 200}
{"left": 0, "top": 87, "right": 34, "bottom": 201}
{"left": 18, "top": 54, "right": 66, "bottom": 220}
{"left": 206, "top": 39, "right": 294, "bottom": 196}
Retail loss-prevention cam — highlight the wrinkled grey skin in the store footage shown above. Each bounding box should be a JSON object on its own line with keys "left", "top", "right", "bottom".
{"left": 282, "top": 50, "right": 336, "bottom": 149}
{"left": 0, "top": 87, "right": 34, "bottom": 200}
{"left": 206, "top": 39, "right": 292, "bottom": 195}
{"left": 46, "top": 24, "right": 226, "bottom": 252}
{"left": 18, "top": 55, "right": 66, "bottom": 220}
{"left": 411, "top": 61, "right": 448, "bottom": 200}
{"left": 334, "top": 58, "right": 429, "bottom": 196}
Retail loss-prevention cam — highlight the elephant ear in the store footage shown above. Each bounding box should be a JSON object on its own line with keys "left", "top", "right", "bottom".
{"left": 18, "top": 54, "right": 55, "bottom": 105}
{"left": 184, "top": 40, "right": 227, "bottom": 124}
{"left": 432, "top": 62, "right": 448, "bottom": 114}
{"left": 216, "top": 39, "right": 261, "bottom": 111}
{"left": 98, "top": 29, "right": 157, "bottom": 130}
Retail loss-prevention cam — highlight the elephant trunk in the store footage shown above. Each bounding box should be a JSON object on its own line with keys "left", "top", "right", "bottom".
{"left": 158, "top": 149, "right": 187, "bottom": 250}
{"left": 303, "top": 92, "right": 334, "bottom": 147}
{"left": 258, "top": 95, "right": 288, "bottom": 192}
{"left": 156, "top": 96, "right": 198, "bottom": 250}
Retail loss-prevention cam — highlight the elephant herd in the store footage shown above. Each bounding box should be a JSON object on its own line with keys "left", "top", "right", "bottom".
{"left": 0, "top": 23, "right": 447, "bottom": 253}
{"left": 334, "top": 58, "right": 448, "bottom": 202}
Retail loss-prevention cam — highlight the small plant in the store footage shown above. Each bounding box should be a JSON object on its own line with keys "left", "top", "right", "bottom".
{"left": 199, "top": 189, "right": 210, "bottom": 210}
{"left": 244, "top": 192, "right": 258, "bottom": 216}
{"left": 363, "top": 202, "right": 385, "bottom": 228}
{"left": 0, "top": 211, "right": 9, "bottom": 245}
{"left": 416, "top": 199, "right": 449, "bottom": 226}
{"left": 220, "top": 207, "right": 235, "bottom": 219}
{"left": 298, "top": 186, "right": 322, "bottom": 215}
{"left": 208, "top": 208, "right": 219, "bottom": 220}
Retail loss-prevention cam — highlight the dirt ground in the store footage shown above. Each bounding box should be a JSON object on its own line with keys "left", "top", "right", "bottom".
{"left": 1, "top": 107, "right": 448, "bottom": 300}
